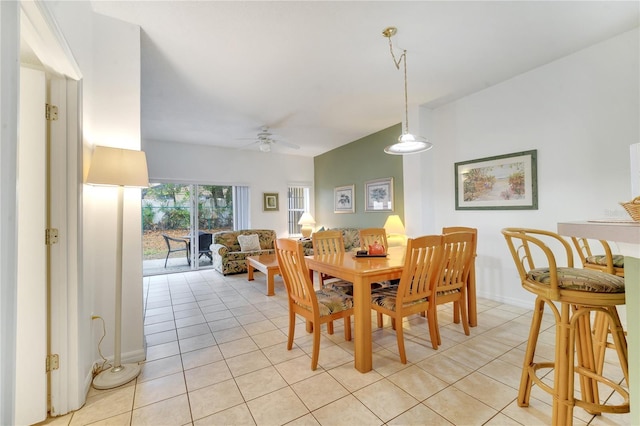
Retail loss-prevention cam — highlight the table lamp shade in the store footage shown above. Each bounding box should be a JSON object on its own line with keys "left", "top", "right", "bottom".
{"left": 298, "top": 212, "right": 315, "bottom": 238}
{"left": 86, "top": 146, "right": 149, "bottom": 188}
{"left": 384, "top": 215, "right": 406, "bottom": 235}
{"left": 298, "top": 212, "right": 316, "bottom": 226}
{"left": 384, "top": 215, "right": 407, "bottom": 247}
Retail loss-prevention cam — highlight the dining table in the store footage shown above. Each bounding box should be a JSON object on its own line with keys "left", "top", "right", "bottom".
{"left": 305, "top": 246, "right": 406, "bottom": 373}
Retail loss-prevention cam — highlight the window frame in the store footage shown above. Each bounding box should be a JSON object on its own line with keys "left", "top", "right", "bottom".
{"left": 287, "top": 185, "right": 311, "bottom": 236}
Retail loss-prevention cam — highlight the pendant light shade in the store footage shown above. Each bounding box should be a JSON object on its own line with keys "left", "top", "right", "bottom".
{"left": 384, "top": 133, "right": 433, "bottom": 155}
{"left": 382, "top": 27, "right": 433, "bottom": 155}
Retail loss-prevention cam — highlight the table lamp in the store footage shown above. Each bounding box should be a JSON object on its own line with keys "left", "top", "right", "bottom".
{"left": 298, "top": 212, "right": 316, "bottom": 238}
{"left": 86, "top": 145, "right": 149, "bottom": 389}
{"left": 384, "top": 214, "right": 407, "bottom": 247}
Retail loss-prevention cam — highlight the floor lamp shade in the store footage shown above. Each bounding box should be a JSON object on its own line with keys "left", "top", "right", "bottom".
{"left": 86, "top": 145, "right": 148, "bottom": 389}
{"left": 86, "top": 145, "right": 149, "bottom": 187}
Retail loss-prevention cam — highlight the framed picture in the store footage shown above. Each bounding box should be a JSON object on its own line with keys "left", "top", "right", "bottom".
{"left": 365, "top": 177, "right": 394, "bottom": 212}
{"left": 263, "top": 192, "right": 279, "bottom": 212}
{"left": 334, "top": 184, "right": 355, "bottom": 213}
{"left": 455, "top": 149, "right": 538, "bottom": 210}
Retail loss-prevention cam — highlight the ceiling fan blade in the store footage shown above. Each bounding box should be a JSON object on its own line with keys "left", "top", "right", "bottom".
{"left": 237, "top": 141, "right": 259, "bottom": 149}
{"left": 274, "top": 140, "right": 300, "bottom": 150}
{"left": 235, "top": 125, "right": 299, "bottom": 151}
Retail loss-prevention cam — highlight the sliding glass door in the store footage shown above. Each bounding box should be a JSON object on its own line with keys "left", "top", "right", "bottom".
{"left": 142, "top": 183, "right": 236, "bottom": 276}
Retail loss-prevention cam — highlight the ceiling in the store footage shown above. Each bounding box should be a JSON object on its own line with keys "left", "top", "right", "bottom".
{"left": 89, "top": 1, "right": 638, "bottom": 157}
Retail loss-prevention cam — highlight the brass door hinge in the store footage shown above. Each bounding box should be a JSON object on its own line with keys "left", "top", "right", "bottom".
{"left": 46, "top": 354, "right": 59, "bottom": 372}
{"left": 46, "top": 104, "right": 59, "bottom": 121}
{"left": 46, "top": 228, "right": 59, "bottom": 245}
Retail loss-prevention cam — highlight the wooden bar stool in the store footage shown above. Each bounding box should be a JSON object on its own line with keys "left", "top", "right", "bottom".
{"left": 571, "top": 237, "right": 626, "bottom": 378}
{"left": 502, "top": 228, "right": 629, "bottom": 425}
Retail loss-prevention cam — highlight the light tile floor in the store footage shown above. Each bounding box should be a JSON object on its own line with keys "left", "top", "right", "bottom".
{"left": 41, "top": 269, "right": 628, "bottom": 425}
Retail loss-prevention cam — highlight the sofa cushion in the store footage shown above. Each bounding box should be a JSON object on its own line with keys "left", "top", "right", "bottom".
{"left": 238, "top": 234, "right": 261, "bottom": 252}
{"left": 303, "top": 227, "right": 363, "bottom": 255}
{"left": 329, "top": 227, "right": 361, "bottom": 252}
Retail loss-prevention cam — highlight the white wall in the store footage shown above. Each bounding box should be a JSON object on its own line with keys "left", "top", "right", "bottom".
{"left": 144, "top": 139, "right": 314, "bottom": 237}
{"left": 85, "top": 12, "right": 144, "bottom": 369}
{"left": 49, "top": 1, "right": 145, "bottom": 403}
{"left": 406, "top": 28, "right": 639, "bottom": 307}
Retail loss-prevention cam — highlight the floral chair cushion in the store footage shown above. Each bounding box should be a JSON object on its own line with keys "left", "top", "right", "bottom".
{"left": 585, "top": 254, "right": 625, "bottom": 268}
{"left": 295, "top": 289, "right": 353, "bottom": 316}
{"left": 370, "top": 287, "right": 428, "bottom": 311}
{"left": 326, "top": 280, "right": 388, "bottom": 296}
{"left": 527, "top": 267, "right": 625, "bottom": 293}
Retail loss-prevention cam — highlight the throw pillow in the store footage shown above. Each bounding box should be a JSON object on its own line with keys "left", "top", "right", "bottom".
{"left": 238, "top": 234, "right": 261, "bottom": 252}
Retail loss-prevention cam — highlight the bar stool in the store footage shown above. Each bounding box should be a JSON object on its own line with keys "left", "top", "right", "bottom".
{"left": 571, "top": 237, "right": 626, "bottom": 378}
{"left": 571, "top": 237, "right": 625, "bottom": 277}
{"left": 502, "top": 228, "right": 629, "bottom": 425}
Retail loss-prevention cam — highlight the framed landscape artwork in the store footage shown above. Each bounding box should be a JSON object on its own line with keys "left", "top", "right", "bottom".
{"left": 263, "top": 192, "right": 279, "bottom": 212}
{"left": 455, "top": 150, "right": 538, "bottom": 210}
{"left": 334, "top": 184, "right": 355, "bottom": 213}
{"left": 365, "top": 177, "right": 394, "bottom": 212}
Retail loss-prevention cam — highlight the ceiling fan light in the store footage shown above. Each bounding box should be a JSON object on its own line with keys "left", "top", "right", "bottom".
{"left": 384, "top": 133, "right": 433, "bottom": 155}
{"left": 259, "top": 142, "right": 271, "bottom": 152}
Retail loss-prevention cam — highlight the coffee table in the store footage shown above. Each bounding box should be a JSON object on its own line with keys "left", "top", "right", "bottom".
{"left": 246, "top": 254, "right": 281, "bottom": 296}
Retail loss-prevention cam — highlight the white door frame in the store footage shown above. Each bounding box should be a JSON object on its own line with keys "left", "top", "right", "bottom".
{"left": 16, "top": 64, "right": 48, "bottom": 426}
{"left": 20, "top": 0, "right": 83, "bottom": 417}
{"left": 48, "top": 75, "right": 83, "bottom": 416}
{"left": 0, "top": 2, "right": 21, "bottom": 425}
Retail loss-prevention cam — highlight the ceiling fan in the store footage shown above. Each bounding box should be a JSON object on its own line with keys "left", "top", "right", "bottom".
{"left": 241, "top": 126, "right": 300, "bottom": 152}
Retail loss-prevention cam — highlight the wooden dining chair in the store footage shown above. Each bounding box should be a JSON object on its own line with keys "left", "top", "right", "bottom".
{"left": 274, "top": 238, "right": 354, "bottom": 370}
{"left": 442, "top": 226, "right": 478, "bottom": 327}
{"left": 359, "top": 228, "right": 388, "bottom": 252}
{"left": 360, "top": 226, "right": 395, "bottom": 292}
{"left": 312, "top": 230, "right": 352, "bottom": 292}
{"left": 370, "top": 235, "right": 446, "bottom": 363}
{"left": 432, "top": 231, "right": 474, "bottom": 347}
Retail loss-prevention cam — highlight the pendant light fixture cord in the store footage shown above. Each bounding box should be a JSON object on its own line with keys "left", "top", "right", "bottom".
{"left": 381, "top": 26, "right": 433, "bottom": 154}
{"left": 386, "top": 35, "right": 409, "bottom": 135}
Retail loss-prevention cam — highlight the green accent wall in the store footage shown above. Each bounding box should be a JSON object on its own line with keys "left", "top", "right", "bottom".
{"left": 313, "top": 124, "right": 404, "bottom": 229}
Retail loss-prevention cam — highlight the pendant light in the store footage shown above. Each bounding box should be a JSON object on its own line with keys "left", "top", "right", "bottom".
{"left": 382, "top": 27, "right": 433, "bottom": 155}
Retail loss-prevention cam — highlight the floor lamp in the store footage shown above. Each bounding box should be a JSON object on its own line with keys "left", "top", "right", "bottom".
{"left": 86, "top": 145, "right": 149, "bottom": 389}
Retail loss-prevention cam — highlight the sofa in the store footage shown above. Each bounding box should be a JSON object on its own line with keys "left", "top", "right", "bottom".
{"left": 302, "top": 227, "right": 362, "bottom": 255}
{"left": 211, "top": 229, "right": 276, "bottom": 275}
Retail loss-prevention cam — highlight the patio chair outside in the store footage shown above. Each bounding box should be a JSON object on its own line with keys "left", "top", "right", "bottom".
{"left": 162, "top": 234, "right": 189, "bottom": 267}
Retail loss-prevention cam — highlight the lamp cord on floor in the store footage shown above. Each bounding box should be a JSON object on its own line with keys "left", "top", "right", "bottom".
{"left": 91, "top": 315, "right": 113, "bottom": 377}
